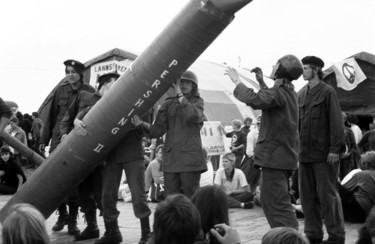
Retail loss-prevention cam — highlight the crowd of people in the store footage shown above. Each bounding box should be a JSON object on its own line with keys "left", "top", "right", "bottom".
{"left": 1, "top": 53, "right": 375, "bottom": 244}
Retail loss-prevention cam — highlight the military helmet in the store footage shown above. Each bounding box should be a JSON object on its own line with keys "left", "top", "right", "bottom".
{"left": 276, "top": 55, "right": 303, "bottom": 81}
{"left": 180, "top": 70, "right": 198, "bottom": 85}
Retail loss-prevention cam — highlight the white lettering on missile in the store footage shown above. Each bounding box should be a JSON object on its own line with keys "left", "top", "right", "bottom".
{"left": 144, "top": 90, "right": 152, "bottom": 98}
{"left": 135, "top": 99, "right": 144, "bottom": 108}
{"left": 112, "top": 127, "right": 119, "bottom": 134}
{"left": 169, "top": 59, "right": 178, "bottom": 67}
{"left": 152, "top": 80, "right": 161, "bottom": 89}
{"left": 118, "top": 117, "right": 127, "bottom": 126}
{"left": 94, "top": 143, "right": 105, "bottom": 153}
{"left": 160, "top": 70, "right": 169, "bottom": 78}
{"left": 105, "top": 58, "right": 180, "bottom": 141}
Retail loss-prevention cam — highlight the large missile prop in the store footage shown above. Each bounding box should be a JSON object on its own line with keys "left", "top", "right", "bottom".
{"left": 0, "top": 0, "right": 252, "bottom": 221}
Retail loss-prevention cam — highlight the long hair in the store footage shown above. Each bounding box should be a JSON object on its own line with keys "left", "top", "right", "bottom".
{"left": 2, "top": 203, "right": 50, "bottom": 244}
{"left": 191, "top": 185, "right": 229, "bottom": 243}
{"left": 153, "top": 194, "right": 201, "bottom": 244}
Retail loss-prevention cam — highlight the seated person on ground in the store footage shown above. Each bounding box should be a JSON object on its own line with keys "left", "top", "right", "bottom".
{"left": 261, "top": 227, "right": 309, "bottom": 244}
{"left": 0, "top": 146, "right": 26, "bottom": 194}
{"left": 340, "top": 150, "right": 375, "bottom": 223}
{"left": 191, "top": 185, "right": 229, "bottom": 244}
{"left": 214, "top": 152, "right": 253, "bottom": 209}
{"left": 145, "top": 144, "right": 164, "bottom": 202}
{"left": 2, "top": 203, "right": 50, "bottom": 244}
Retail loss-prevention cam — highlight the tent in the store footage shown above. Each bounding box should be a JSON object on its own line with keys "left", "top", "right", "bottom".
{"left": 83, "top": 48, "right": 260, "bottom": 126}
{"left": 324, "top": 51, "right": 375, "bottom": 129}
{"left": 38, "top": 48, "right": 259, "bottom": 126}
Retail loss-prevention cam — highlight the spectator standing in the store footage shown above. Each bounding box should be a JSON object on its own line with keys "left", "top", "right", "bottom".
{"left": 298, "top": 56, "right": 345, "bottom": 244}
{"left": 219, "top": 119, "right": 247, "bottom": 169}
{"left": 31, "top": 112, "right": 44, "bottom": 158}
{"left": 226, "top": 54, "right": 302, "bottom": 229}
{"left": 214, "top": 153, "right": 253, "bottom": 209}
{"left": 346, "top": 113, "right": 362, "bottom": 144}
{"left": 39, "top": 59, "right": 95, "bottom": 235}
{"left": 240, "top": 117, "right": 252, "bottom": 136}
{"left": 243, "top": 115, "right": 261, "bottom": 194}
{"left": 7, "top": 117, "right": 27, "bottom": 167}
{"left": 133, "top": 70, "right": 207, "bottom": 198}
{"left": 340, "top": 112, "right": 359, "bottom": 179}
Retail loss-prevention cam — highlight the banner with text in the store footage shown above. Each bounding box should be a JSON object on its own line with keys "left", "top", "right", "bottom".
{"left": 201, "top": 121, "right": 225, "bottom": 156}
{"left": 89, "top": 59, "right": 133, "bottom": 87}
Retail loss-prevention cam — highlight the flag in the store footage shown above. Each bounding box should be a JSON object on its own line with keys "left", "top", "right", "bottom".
{"left": 333, "top": 58, "right": 366, "bottom": 91}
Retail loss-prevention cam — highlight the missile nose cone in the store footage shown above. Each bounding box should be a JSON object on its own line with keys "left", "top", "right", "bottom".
{"left": 209, "top": 0, "right": 253, "bottom": 14}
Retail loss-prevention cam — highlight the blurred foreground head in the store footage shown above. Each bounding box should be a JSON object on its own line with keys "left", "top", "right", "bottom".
{"left": 152, "top": 194, "right": 201, "bottom": 244}
{"left": 2, "top": 203, "right": 50, "bottom": 244}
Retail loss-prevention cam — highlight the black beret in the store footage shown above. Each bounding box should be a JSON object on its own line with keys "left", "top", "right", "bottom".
{"left": 63, "top": 59, "right": 85, "bottom": 73}
{"left": 301, "top": 56, "right": 325, "bottom": 69}
{"left": 97, "top": 72, "right": 120, "bottom": 85}
{"left": 0, "top": 146, "right": 11, "bottom": 154}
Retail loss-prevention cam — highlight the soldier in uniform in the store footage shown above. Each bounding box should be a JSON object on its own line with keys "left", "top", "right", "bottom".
{"left": 60, "top": 72, "right": 119, "bottom": 241}
{"left": 39, "top": 59, "right": 95, "bottom": 235}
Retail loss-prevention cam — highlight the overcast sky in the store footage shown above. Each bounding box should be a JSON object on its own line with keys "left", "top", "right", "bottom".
{"left": 1, "top": 0, "right": 374, "bottom": 113}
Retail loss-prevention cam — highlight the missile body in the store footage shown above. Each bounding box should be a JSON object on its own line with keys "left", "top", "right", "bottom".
{"left": 0, "top": 0, "right": 251, "bottom": 221}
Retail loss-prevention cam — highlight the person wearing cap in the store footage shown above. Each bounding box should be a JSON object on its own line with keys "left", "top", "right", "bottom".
{"left": 132, "top": 70, "right": 207, "bottom": 198}
{"left": 0, "top": 146, "right": 26, "bottom": 194}
{"left": 59, "top": 72, "right": 119, "bottom": 241}
{"left": 39, "top": 59, "right": 95, "bottom": 235}
{"left": 69, "top": 73, "right": 152, "bottom": 244}
{"left": 225, "top": 55, "right": 303, "bottom": 229}
{"left": 298, "top": 56, "right": 345, "bottom": 244}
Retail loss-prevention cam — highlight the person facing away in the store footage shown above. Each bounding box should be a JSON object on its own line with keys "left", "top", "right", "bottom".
{"left": 225, "top": 54, "right": 302, "bottom": 229}
{"left": 149, "top": 193, "right": 241, "bottom": 244}
{"left": 59, "top": 72, "right": 120, "bottom": 241}
{"left": 2, "top": 203, "right": 50, "bottom": 244}
{"left": 0, "top": 146, "right": 26, "bottom": 194}
{"left": 340, "top": 151, "right": 375, "bottom": 223}
{"left": 219, "top": 119, "right": 247, "bottom": 169}
{"left": 39, "top": 59, "right": 95, "bottom": 236}
{"left": 298, "top": 55, "right": 345, "bottom": 244}
{"left": 132, "top": 70, "right": 207, "bottom": 198}
{"left": 214, "top": 152, "right": 253, "bottom": 209}
{"left": 191, "top": 185, "right": 230, "bottom": 244}
{"left": 261, "top": 227, "right": 309, "bottom": 244}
